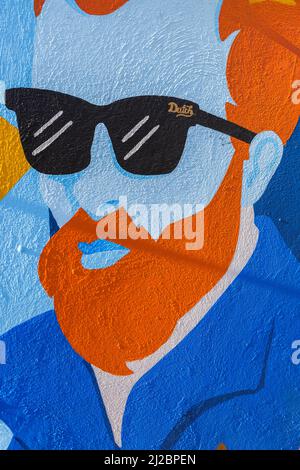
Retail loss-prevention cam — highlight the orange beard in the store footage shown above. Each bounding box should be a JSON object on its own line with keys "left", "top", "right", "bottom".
{"left": 39, "top": 156, "right": 244, "bottom": 375}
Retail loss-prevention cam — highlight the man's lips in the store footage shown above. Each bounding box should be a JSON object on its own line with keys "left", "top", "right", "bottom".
{"left": 79, "top": 239, "right": 127, "bottom": 254}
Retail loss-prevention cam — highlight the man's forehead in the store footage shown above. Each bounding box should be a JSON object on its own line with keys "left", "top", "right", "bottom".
{"left": 33, "top": 0, "right": 231, "bottom": 112}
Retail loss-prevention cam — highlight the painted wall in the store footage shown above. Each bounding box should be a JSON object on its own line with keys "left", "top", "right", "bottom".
{"left": 0, "top": 0, "right": 300, "bottom": 450}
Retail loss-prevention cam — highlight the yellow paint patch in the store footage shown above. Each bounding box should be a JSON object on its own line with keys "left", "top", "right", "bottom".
{"left": 0, "top": 117, "right": 29, "bottom": 200}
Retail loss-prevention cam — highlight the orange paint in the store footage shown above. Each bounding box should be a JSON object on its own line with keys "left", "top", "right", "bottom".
{"left": 74, "top": 0, "right": 129, "bottom": 15}
{"left": 34, "top": 0, "right": 46, "bottom": 16}
{"left": 220, "top": 0, "right": 300, "bottom": 161}
{"left": 39, "top": 155, "right": 244, "bottom": 375}
{"left": 34, "top": 0, "right": 129, "bottom": 16}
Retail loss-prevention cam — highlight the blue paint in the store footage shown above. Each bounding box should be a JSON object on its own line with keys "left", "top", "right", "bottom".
{"left": 0, "top": 0, "right": 35, "bottom": 125}
{"left": 3, "top": 195, "right": 48, "bottom": 221}
{"left": 0, "top": 0, "right": 299, "bottom": 452}
{"left": 65, "top": 0, "right": 89, "bottom": 16}
{"left": 161, "top": 324, "right": 275, "bottom": 450}
{"left": 0, "top": 341, "right": 6, "bottom": 365}
{"left": 79, "top": 239, "right": 129, "bottom": 269}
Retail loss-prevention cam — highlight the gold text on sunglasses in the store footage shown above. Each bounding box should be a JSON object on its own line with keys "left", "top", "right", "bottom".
{"left": 168, "top": 102, "right": 195, "bottom": 118}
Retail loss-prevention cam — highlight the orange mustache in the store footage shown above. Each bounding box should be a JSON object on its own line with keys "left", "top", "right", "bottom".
{"left": 39, "top": 156, "right": 244, "bottom": 375}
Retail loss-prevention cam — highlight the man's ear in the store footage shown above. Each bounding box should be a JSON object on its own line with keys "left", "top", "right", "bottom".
{"left": 242, "top": 131, "right": 283, "bottom": 207}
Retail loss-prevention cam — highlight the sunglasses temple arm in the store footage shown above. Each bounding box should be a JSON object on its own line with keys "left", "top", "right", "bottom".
{"left": 197, "top": 110, "right": 256, "bottom": 145}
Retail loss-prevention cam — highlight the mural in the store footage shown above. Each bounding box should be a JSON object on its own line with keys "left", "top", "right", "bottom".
{"left": 0, "top": 0, "right": 300, "bottom": 450}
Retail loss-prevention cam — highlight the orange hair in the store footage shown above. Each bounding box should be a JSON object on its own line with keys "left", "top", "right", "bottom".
{"left": 219, "top": 0, "right": 300, "bottom": 160}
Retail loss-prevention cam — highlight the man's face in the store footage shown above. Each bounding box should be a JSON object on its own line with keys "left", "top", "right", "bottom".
{"left": 34, "top": 0, "right": 244, "bottom": 374}
{"left": 34, "top": 0, "right": 234, "bottom": 230}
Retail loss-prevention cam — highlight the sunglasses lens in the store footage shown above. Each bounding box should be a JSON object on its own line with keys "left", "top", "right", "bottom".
{"left": 6, "top": 88, "right": 97, "bottom": 175}
{"left": 105, "top": 97, "right": 196, "bottom": 175}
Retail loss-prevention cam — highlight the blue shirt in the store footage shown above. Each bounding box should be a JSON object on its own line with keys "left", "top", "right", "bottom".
{"left": 1, "top": 216, "right": 300, "bottom": 450}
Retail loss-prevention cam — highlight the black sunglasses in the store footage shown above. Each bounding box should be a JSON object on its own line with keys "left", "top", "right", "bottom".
{"left": 4, "top": 88, "right": 256, "bottom": 176}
